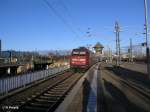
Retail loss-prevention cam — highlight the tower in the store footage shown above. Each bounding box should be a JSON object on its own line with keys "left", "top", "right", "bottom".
{"left": 93, "top": 42, "right": 104, "bottom": 55}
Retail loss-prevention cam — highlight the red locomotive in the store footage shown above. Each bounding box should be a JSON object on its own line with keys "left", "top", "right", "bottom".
{"left": 70, "top": 47, "right": 97, "bottom": 71}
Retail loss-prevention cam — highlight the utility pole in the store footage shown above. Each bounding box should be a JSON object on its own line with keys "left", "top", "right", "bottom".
{"left": 0, "top": 39, "right": 1, "bottom": 58}
{"left": 144, "top": 0, "right": 150, "bottom": 79}
{"left": 118, "top": 31, "right": 121, "bottom": 65}
{"left": 115, "top": 21, "right": 121, "bottom": 66}
{"left": 108, "top": 47, "right": 112, "bottom": 62}
{"left": 9, "top": 51, "right": 12, "bottom": 63}
{"left": 115, "top": 22, "right": 119, "bottom": 66}
{"left": 130, "top": 38, "right": 133, "bottom": 62}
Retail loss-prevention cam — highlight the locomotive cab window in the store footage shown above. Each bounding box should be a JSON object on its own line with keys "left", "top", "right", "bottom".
{"left": 72, "top": 51, "right": 86, "bottom": 55}
{"left": 79, "top": 51, "right": 86, "bottom": 55}
{"left": 72, "top": 51, "right": 79, "bottom": 55}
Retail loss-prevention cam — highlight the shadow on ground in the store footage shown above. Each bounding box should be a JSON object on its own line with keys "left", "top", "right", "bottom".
{"left": 105, "top": 66, "right": 150, "bottom": 89}
{"left": 82, "top": 78, "right": 91, "bottom": 112}
{"left": 103, "top": 79, "right": 146, "bottom": 112}
{"left": 82, "top": 76, "right": 97, "bottom": 112}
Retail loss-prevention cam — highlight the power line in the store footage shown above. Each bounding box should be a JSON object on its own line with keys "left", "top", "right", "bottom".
{"left": 58, "top": 0, "right": 100, "bottom": 39}
{"left": 43, "top": 0, "right": 79, "bottom": 38}
{"left": 58, "top": 0, "right": 74, "bottom": 22}
{"left": 58, "top": 0, "right": 89, "bottom": 38}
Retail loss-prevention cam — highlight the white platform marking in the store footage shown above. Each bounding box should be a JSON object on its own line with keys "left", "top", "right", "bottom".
{"left": 87, "top": 67, "right": 98, "bottom": 112}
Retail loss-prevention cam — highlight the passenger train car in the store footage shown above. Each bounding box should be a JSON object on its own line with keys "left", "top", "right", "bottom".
{"left": 70, "top": 47, "right": 98, "bottom": 71}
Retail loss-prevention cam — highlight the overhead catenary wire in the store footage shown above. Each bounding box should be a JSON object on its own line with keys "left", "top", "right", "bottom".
{"left": 59, "top": 0, "right": 113, "bottom": 39}
{"left": 58, "top": 0, "right": 87, "bottom": 36}
{"left": 58, "top": 0, "right": 74, "bottom": 23}
{"left": 58, "top": 0, "right": 96, "bottom": 38}
{"left": 43, "top": 0, "right": 80, "bottom": 38}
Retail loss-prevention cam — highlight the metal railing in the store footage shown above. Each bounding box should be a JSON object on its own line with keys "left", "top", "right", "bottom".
{"left": 0, "top": 65, "right": 69, "bottom": 96}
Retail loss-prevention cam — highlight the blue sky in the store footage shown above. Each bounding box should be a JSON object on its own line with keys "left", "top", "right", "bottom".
{"left": 0, "top": 0, "right": 149, "bottom": 51}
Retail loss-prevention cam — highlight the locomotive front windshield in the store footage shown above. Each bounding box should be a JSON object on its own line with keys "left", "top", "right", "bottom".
{"left": 72, "top": 51, "right": 86, "bottom": 56}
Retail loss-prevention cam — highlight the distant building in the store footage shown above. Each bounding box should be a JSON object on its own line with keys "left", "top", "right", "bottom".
{"left": 0, "top": 50, "right": 38, "bottom": 68}
{"left": 93, "top": 42, "right": 104, "bottom": 55}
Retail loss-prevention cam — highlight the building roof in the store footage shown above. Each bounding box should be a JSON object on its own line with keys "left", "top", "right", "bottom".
{"left": 93, "top": 42, "right": 104, "bottom": 48}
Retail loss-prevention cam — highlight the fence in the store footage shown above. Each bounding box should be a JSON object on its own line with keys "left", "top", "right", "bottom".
{"left": 0, "top": 65, "right": 69, "bottom": 96}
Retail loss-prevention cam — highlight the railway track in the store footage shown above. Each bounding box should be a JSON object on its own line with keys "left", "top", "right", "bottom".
{"left": 103, "top": 69, "right": 150, "bottom": 103}
{"left": 0, "top": 70, "right": 83, "bottom": 112}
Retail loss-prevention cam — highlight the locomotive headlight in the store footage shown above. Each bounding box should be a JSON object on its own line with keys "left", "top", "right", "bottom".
{"left": 71, "top": 61, "right": 75, "bottom": 64}
{"left": 72, "top": 58, "right": 78, "bottom": 61}
{"left": 80, "top": 59, "right": 86, "bottom": 61}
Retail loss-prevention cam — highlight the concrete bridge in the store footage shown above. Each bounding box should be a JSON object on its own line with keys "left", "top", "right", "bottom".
{"left": 0, "top": 60, "right": 53, "bottom": 76}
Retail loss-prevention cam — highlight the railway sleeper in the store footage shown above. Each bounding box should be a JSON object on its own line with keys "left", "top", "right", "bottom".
{"left": 56, "top": 83, "right": 73, "bottom": 86}
{"left": 56, "top": 84, "right": 74, "bottom": 89}
{"left": 51, "top": 87, "right": 68, "bottom": 90}
{"left": 49, "top": 89, "right": 65, "bottom": 92}
{"left": 48, "top": 92, "right": 65, "bottom": 96}
{"left": 64, "top": 81, "right": 76, "bottom": 85}
{"left": 23, "top": 105, "right": 47, "bottom": 112}
{"left": 47, "top": 91, "right": 65, "bottom": 95}
{"left": 35, "top": 98, "right": 57, "bottom": 103}
{"left": 31, "top": 95, "right": 37, "bottom": 98}
{"left": 43, "top": 93, "right": 63, "bottom": 97}
{"left": 35, "top": 92, "right": 42, "bottom": 95}
{"left": 60, "top": 80, "right": 72, "bottom": 83}
{"left": 12, "top": 100, "right": 25, "bottom": 106}
{"left": 49, "top": 88, "right": 66, "bottom": 91}
{"left": 32, "top": 100, "right": 56, "bottom": 105}
{"left": 29, "top": 102, "right": 53, "bottom": 107}
{"left": 56, "top": 84, "right": 71, "bottom": 87}
{"left": 40, "top": 96, "right": 60, "bottom": 100}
